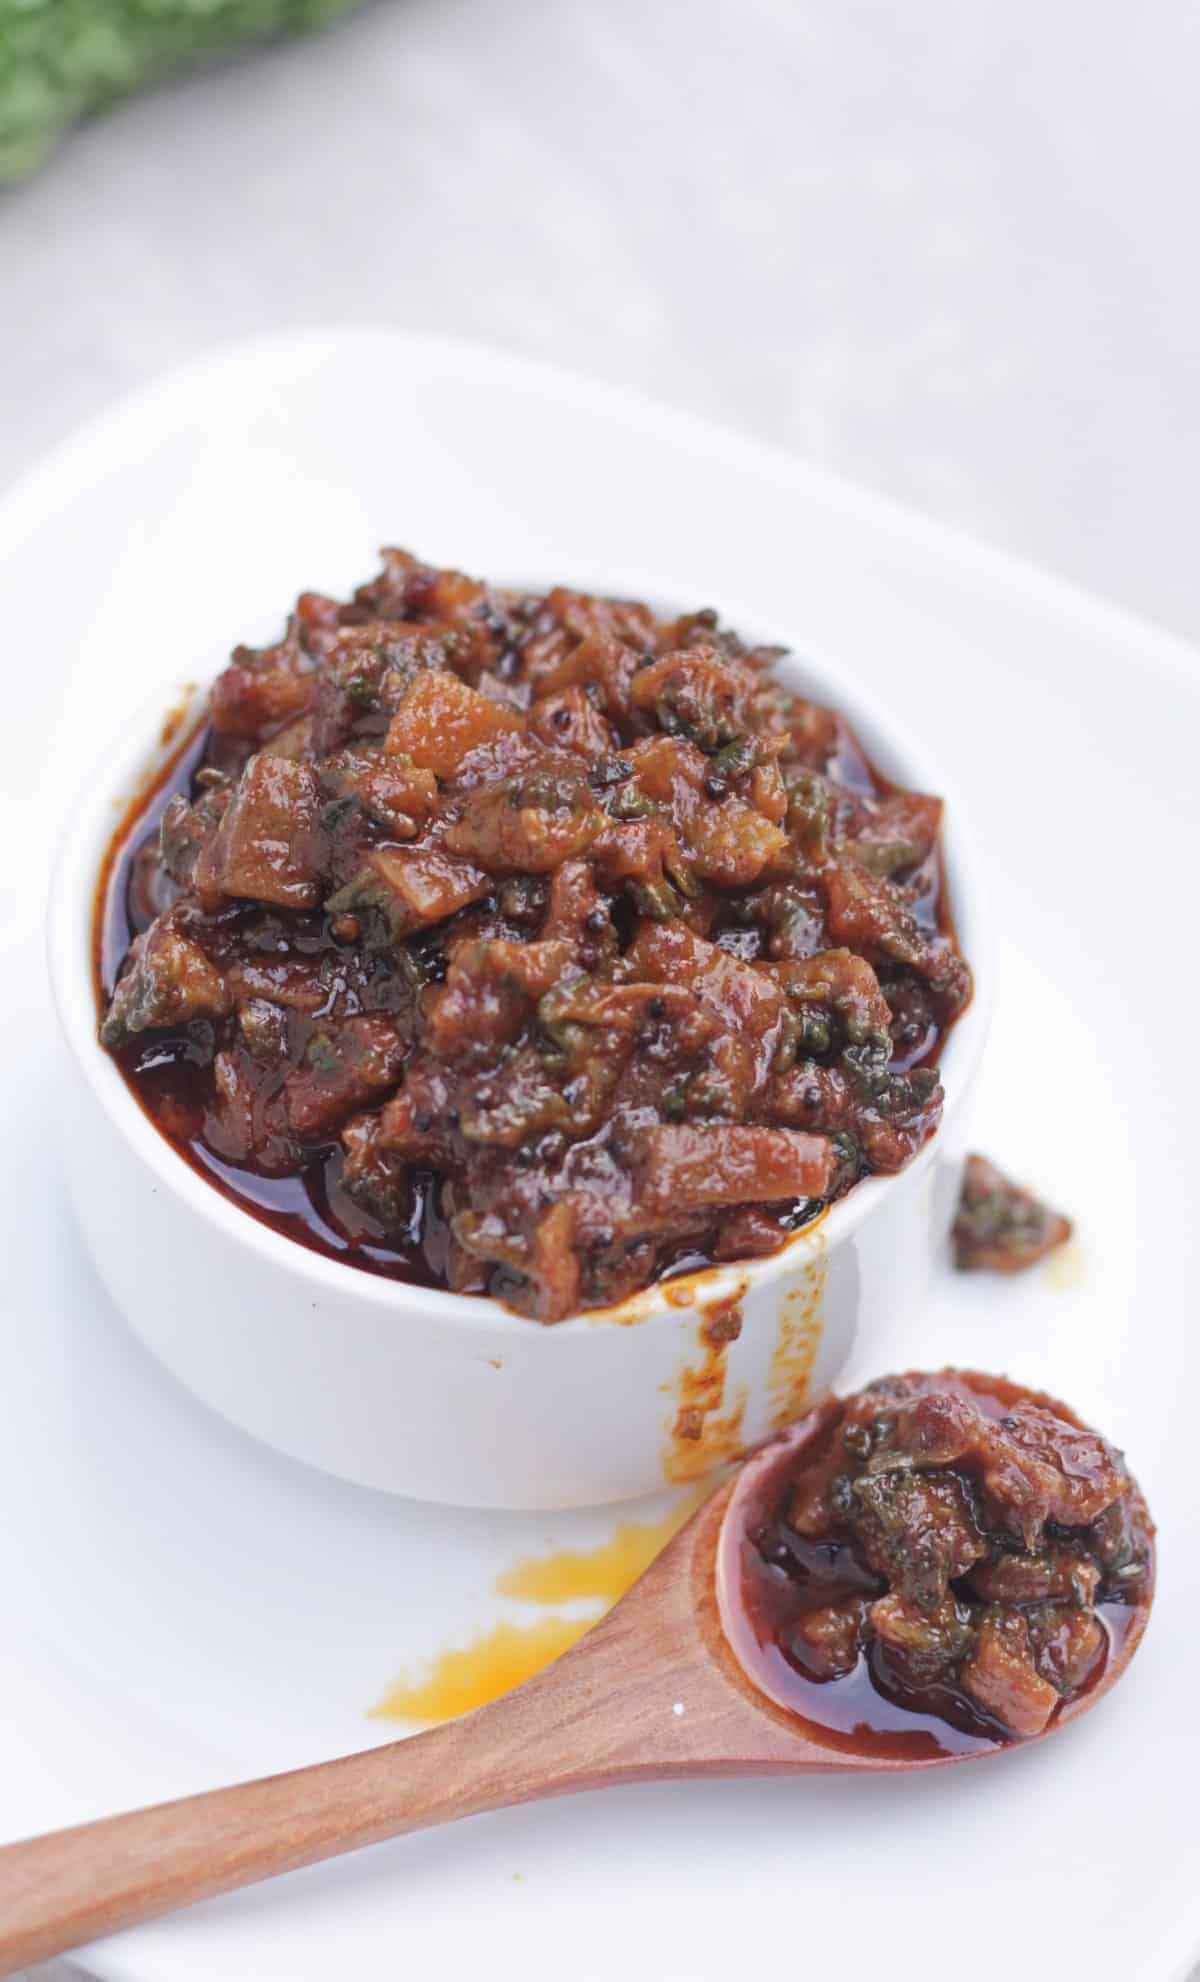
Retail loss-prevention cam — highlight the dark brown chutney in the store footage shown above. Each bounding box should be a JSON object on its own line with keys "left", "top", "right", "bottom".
{"left": 953, "top": 1152, "right": 1072, "bottom": 1273}
{"left": 737, "top": 1370, "right": 1154, "bottom": 1757}
{"left": 97, "top": 548, "right": 971, "bottom": 1322}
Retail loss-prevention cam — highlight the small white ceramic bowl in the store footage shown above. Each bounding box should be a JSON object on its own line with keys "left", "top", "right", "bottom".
{"left": 48, "top": 583, "right": 991, "bottom": 1510}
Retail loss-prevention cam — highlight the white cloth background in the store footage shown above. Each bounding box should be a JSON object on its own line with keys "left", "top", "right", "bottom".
{"left": 1, "top": 0, "right": 1198, "bottom": 642}
{"left": 4, "top": 2, "right": 1196, "bottom": 1975}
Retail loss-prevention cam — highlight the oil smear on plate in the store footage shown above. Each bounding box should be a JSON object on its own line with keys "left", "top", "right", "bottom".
{"left": 370, "top": 1490, "right": 706, "bottom": 1725}
{"left": 373, "top": 1252, "right": 831, "bottom": 1724}
{"left": 1043, "top": 1238, "right": 1087, "bottom": 1291}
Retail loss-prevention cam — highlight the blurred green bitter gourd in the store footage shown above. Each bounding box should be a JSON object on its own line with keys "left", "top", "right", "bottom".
{"left": 0, "top": 0, "right": 366, "bottom": 179}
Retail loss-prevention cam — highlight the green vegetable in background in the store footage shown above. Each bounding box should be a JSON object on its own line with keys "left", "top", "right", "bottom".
{"left": 0, "top": 0, "right": 367, "bottom": 181}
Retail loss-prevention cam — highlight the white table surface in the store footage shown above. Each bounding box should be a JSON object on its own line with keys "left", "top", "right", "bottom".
{"left": 3, "top": 3, "right": 1196, "bottom": 1975}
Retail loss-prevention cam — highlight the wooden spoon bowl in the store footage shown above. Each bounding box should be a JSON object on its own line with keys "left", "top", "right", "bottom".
{"left": 0, "top": 1376, "right": 1155, "bottom": 1975}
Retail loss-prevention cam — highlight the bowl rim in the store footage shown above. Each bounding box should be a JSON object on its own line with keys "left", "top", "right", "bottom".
{"left": 46, "top": 559, "right": 994, "bottom": 1338}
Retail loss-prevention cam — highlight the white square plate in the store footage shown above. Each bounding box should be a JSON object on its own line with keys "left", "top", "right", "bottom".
{"left": 1, "top": 328, "right": 1195, "bottom": 1981}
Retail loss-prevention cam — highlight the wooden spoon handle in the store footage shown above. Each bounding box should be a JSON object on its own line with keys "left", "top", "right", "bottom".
{"left": 0, "top": 1481, "right": 819, "bottom": 1974}
{"left": 0, "top": 1669, "right": 607, "bottom": 1976}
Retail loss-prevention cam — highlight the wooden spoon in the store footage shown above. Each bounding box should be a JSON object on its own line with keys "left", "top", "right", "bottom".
{"left": 0, "top": 1393, "right": 1154, "bottom": 1976}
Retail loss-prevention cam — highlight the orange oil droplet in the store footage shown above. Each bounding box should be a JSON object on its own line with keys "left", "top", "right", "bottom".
{"left": 371, "top": 1491, "right": 706, "bottom": 1723}
{"left": 369, "top": 1616, "right": 591, "bottom": 1723}
{"left": 497, "top": 1493, "right": 706, "bottom": 1607}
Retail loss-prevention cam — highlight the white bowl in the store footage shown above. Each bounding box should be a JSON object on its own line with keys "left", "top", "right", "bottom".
{"left": 47, "top": 581, "right": 991, "bottom": 1509}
